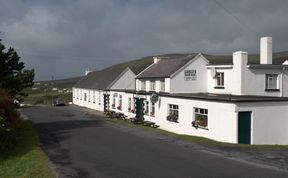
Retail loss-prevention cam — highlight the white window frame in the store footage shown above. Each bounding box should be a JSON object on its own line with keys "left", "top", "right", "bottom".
{"left": 150, "top": 81, "right": 155, "bottom": 91}
{"left": 215, "top": 72, "right": 224, "bottom": 88}
{"left": 265, "top": 74, "right": 279, "bottom": 90}
{"left": 160, "top": 80, "right": 165, "bottom": 92}
{"left": 193, "top": 107, "right": 208, "bottom": 129}
{"left": 167, "top": 104, "right": 179, "bottom": 122}
{"left": 141, "top": 80, "right": 146, "bottom": 90}
{"left": 98, "top": 91, "right": 101, "bottom": 105}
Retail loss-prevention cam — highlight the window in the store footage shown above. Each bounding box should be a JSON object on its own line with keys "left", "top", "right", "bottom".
{"left": 144, "top": 101, "right": 149, "bottom": 115}
{"left": 193, "top": 108, "right": 208, "bottom": 129}
{"left": 215, "top": 72, "right": 224, "bottom": 88}
{"left": 73, "top": 89, "right": 75, "bottom": 98}
{"left": 98, "top": 91, "right": 101, "bottom": 105}
{"left": 80, "top": 90, "right": 82, "bottom": 100}
{"left": 160, "top": 80, "right": 165, "bottom": 92}
{"left": 84, "top": 93, "right": 87, "bottom": 101}
{"left": 265, "top": 74, "right": 279, "bottom": 90}
{"left": 150, "top": 81, "right": 155, "bottom": 91}
{"left": 88, "top": 91, "right": 90, "bottom": 102}
{"left": 118, "top": 95, "right": 122, "bottom": 110}
{"left": 112, "top": 94, "right": 116, "bottom": 108}
{"left": 77, "top": 89, "right": 79, "bottom": 99}
{"left": 150, "top": 102, "right": 155, "bottom": 116}
{"left": 128, "top": 97, "right": 132, "bottom": 111}
{"left": 141, "top": 80, "right": 146, "bottom": 90}
{"left": 167, "top": 104, "right": 179, "bottom": 122}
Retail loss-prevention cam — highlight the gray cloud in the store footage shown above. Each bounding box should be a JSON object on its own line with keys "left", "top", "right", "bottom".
{"left": 0, "top": 0, "right": 288, "bottom": 80}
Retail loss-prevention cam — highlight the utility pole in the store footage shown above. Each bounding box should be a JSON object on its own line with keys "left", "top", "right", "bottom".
{"left": 51, "top": 75, "right": 54, "bottom": 106}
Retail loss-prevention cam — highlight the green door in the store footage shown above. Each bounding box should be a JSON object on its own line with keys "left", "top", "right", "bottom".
{"left": 135, "top": 98, "right": 144, "bottom": 121}
{"left": 238, "top": 112, "right": 251, "bottom": 144}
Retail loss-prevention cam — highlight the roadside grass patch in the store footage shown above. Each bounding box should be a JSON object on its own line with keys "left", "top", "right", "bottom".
{"left": 0, "top": 120, "right": 54, "bottom": 178}
{"left": 24, "top": 91, "right": 72, "bottom": 105}
{"left": 108, "top": 118, "right": 288, "bottom": 150}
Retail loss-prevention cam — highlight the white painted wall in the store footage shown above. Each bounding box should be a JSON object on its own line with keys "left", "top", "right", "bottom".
{"left": 170, "top": 56, "right": 208, "bottom": 93}
{"left": 237, "top": 102, "right": 288, "bottom": 145}
{"left": 109, "top": 69, "right": 136, "bottom": 90}
{"left": 72, "top": 88, "right": 104, "bottom": 111}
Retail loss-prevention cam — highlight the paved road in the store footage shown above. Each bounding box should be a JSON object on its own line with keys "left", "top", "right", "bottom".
{"left": 21, "top": 105, "right": 288, "bottom": 178}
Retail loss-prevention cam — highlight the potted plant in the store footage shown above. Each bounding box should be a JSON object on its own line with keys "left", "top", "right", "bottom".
{"left": 131, "top": 109, "right": 135, "bottom": 113}
{"left": 117, "top": 106, "right": 122, "bottom": 110}
{"left": 150, "top": 111, "right": 154, "bottom": 116}
{"left": 128, "top": 107, "right": 131, "bottom": 112}
{"left": 112, "top": 104, "right": 115, "bottom": 108}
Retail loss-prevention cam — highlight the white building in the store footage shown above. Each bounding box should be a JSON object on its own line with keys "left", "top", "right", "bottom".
{"left": 73, "top": 37, "right": 288, "bottom": 145}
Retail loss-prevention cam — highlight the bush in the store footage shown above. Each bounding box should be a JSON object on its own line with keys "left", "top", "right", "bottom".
{"left": 0, "top": 90, "right": 21, "bottom": 151}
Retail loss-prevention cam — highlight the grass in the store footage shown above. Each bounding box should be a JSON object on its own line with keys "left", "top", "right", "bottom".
{"left": 0, "top": 120, "right": 54, "bottom": 178}
{"left": 108, "top": 118, "right": 288, "bottom": 150}
{"left": 24, "top": 91, "right": 72, "bottom": 105}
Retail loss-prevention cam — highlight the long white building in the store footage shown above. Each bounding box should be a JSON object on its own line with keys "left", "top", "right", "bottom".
{"left": 73, "top": 37, "right": 288, "bottom": 145}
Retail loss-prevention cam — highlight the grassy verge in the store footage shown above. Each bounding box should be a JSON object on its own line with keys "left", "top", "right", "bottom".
{"left": 0, "top": 120, "right": 54, "bottom": 178}
{"left": 108, "top": 118, "right": 288, "bottom": 150}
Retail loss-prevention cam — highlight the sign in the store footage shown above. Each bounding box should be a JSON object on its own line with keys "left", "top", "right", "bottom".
{"left": 184, "top": 70, "right": 197, "bottom": 81}
{"left": 150, "top": 94, "right": 159, "bottom": 103}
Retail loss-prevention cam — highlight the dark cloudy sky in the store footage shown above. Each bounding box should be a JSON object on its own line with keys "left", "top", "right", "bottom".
{"left": 1, "top": 0, "right": 288, "bottom": 80}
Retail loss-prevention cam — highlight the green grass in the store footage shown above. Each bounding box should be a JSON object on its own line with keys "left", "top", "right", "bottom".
{"left": 24, "top": 91, "right": 72, "bottom": 105}
{"left": 0, "top": 120, "right": 54, "bottom": 178}
{"left": 108, "top": 119, "right": 288, "bottom": 150}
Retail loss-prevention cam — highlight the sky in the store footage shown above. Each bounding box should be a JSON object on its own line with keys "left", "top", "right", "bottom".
{"left": 1, "top": 0, "right": 288, "bottom": 81}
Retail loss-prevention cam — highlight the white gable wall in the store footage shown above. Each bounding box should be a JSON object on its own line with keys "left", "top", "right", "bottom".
{"left": 170, "top": 56, "right": 208, "bottom": 93}
{"left": 109, "top": 69, "right": 136, "bottom": 90}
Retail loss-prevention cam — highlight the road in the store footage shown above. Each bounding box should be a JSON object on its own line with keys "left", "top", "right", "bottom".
{"left": 21, "top": 105, "right": 288, "bottom": 178}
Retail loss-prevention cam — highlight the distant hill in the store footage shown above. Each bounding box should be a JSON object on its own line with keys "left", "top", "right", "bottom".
{"left": 38, "top": 51, "right": 288, "bottom": 89}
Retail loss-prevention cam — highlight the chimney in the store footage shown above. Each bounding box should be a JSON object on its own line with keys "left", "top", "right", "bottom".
{"left": 233, "top": 51, "right": 248, "bottom": 68}
{"left": 85, "top": 68, "right": 91, "bottom": 76}
{"left": 260, "top": 36, "right": 272, "bottom": 64}
{"left": 153, "top": 56, "right": 161, "bottom": 64}
{"left": 233, "top": 51, "right": 248, "bottom": 95}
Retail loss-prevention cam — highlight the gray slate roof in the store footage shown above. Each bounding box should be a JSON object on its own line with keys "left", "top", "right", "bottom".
{"left": 137, "top": 54, "right": 197, "bottom": 79}
{"left": 74, "top": 56, "right": 155, "bottom": 89}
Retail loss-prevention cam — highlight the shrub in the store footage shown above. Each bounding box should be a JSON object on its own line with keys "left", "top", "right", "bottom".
{"left": 0, "top": 90, "right": 20, "bottom": 151}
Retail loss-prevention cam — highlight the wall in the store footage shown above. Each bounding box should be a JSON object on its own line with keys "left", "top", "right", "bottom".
{"left": 170, "top": 56, "right": 208, "bottom": 93}
{"left": 207, "top": 67, "right": 287, "bottom": 97}
{"left": 237, "top": 102, "right": 288, "bottom": 145}
{"left": 109, "top": 69, "right": 136, "bottom": 90}
{"left": 72, "top": 87, "right": 104, "bottom": 111}
{"left": 155, "top": 96, "right": 238, "bottom": 143}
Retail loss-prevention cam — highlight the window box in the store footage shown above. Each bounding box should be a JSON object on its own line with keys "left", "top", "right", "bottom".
{"left": 166, "top": 114, "right": 178, "bottom": 123}
{"left": 214, "top": 86, "right": 224, "bottom": 89}
{"left": 265, "top": 89, "right": 280, "bottom": 92}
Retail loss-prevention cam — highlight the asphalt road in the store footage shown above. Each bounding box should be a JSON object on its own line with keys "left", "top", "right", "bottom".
{"left": 21, "top": 105, "right": 288, "bottom": 178}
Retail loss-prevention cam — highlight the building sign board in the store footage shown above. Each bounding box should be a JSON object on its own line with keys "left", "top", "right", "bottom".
{"left": 184, "top": 70, "right": 197, "bottom": 81}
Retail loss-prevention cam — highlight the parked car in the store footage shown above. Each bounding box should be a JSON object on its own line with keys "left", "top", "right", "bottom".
{"left": 54, "top": 98, "right": 66, "bottom": 106}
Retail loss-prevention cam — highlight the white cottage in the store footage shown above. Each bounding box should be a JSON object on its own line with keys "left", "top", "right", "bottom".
{"left": 73, "top": 37, "right": 288, "bottom": 145}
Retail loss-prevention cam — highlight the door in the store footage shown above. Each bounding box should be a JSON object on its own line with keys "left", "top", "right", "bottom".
{"left": 135, "top": 98, "right": 144, "bottom": 120}
{"left": 238, "top": 111, "right": 251, "bottom": 144}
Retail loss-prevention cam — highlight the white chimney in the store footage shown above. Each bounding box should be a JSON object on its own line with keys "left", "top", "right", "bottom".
{"left": 85, "top": 68, "right": 91, "bottom": 76}
{"left": 233, "top": 51, "right": 248, "bottom": 68}
{"left": 260, "top": 36, "right": 272, "bottom": 64}
{"left": 153, "top": 56, "right": 161, "bottom": 64}
{"left": 233, "top": 51, "right": 248, "bottom": 95}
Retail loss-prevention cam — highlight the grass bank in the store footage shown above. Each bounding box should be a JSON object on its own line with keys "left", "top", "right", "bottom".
{"left": 108, "top": 118, "right": 288, "bottom": 150}
{"left": 0, "top": 120, "right": 54, "bottom": 178}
